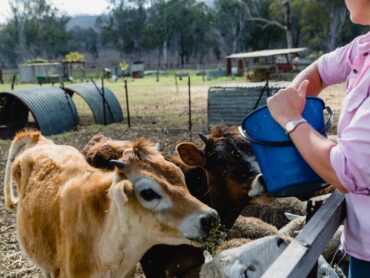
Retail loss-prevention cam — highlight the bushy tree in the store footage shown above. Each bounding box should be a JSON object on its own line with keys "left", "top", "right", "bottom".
{"left": 98, "top": 0, "right": 147, "bottom": 56}
{"left": 299, "top": 0, "right": 347, "bottom": 52}
{"left": 213, "top": 0, "right": 250, "bottom": 54}
{"left": 100, "top": 0, "right": 212, "bottom": 66}
{"left": 69, "top": 27, "right": 99, "bottom": 59}
{"left": 1, "top": 0, "right": 366, "bottom": 68}
{"left": 167, "top": 0, "right": 213, "bottom": 65}
{"left": 0, "top": 0, "right": 70, "bottom": 66}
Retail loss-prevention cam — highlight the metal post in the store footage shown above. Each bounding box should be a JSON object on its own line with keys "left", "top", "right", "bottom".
{"left": 188, "top": 75, "right": 192, "bottom": 140}
{"left": 0, "top": 69, "right": 4, "bottom": 84}
{"left": 175, "top": 73, "right": 178, "bottom": 93}
{"left": 202, "top": 63, "right": 205, "bottom": 82}
{"left": 101, "top": 77, "right": 106, "bottom": 125}
{"left": 124, "top": 79, "right": 131, "bottom": 128}
{"left": 11, "top": 75, "right": 16, "bottom": 90}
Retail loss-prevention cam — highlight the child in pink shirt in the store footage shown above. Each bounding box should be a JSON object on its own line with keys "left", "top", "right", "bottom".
{"left": 267, "top": 1, "right": 370, "bottom": 277}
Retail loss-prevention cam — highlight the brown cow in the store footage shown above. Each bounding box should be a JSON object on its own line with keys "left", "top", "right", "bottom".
{"left": 177, "top": 124, "right": 264, "bottom": 228}
{"left": 3, "top": 130, "right": 219, "bottom": 278}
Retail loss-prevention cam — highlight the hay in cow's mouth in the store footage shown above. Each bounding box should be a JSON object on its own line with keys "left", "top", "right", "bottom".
{"left": 189, "top": 223, "right": 227, "bottom": 255}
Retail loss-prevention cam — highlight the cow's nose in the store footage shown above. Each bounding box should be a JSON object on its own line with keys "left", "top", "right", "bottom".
{"left": 200, "top": 211, "right": 220, "bottom": 237}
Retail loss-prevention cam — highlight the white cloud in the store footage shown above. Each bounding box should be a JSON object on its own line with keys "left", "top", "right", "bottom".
{"left": 0, "top": 0, "right": 109, "bottom": 23}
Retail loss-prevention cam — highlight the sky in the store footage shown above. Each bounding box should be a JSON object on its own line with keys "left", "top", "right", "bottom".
{"left": 0, "top": 0, "right": 109, "bottom": 23}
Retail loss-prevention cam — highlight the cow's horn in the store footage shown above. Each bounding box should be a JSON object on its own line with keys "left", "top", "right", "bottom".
{"left": 198, "top": 133, "right": 208, "bottom": 143}
{"left": 109, "top": 159, "right": 126, "bottom": 169}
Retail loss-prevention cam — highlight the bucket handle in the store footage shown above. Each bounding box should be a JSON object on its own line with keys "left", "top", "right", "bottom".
{"left": 239, "top": 106, "right": 334, "bottom": 146}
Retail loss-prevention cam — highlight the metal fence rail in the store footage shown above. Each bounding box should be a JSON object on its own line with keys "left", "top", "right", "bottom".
{"left": 262, "top": 190, "right": 346, "bottom": 278}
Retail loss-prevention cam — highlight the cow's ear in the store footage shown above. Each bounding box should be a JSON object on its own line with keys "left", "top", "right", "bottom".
{"left": 248, "top": 174, "right": 266, "bottom": 197}
{"left": 111, "top": 180, "right": 132, "bottom": 207}
{"left": 176, "top": 142, "right": 205, "bottom": 167}
{"left": 203, "top": 250, "right": 213, "bottom": 264}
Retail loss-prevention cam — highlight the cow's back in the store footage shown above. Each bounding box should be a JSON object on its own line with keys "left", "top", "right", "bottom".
{"left": 13, "top": 144, "right": 110, "bottom": 275}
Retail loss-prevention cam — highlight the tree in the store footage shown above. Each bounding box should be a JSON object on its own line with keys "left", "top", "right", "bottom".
{"left": 168, "top": 0, "right": 213, "bottom": 66}
{"left": 141, "top": 0, "right": 174, "bottom": 66}
{"left": 69, "top": 27, "right": 99, "bottom": 59}
{"left": 0, "top": 0, "right": 70, "bottom": 66}
{"left": 214, "top": 0, "right": 250, "bottom": 54}
{"left": 300, "top": 0, "right": 347, "bottom": 52}
{"left": 100, "top": 0, "right": 212, "bottom": 66}
{"left": 98, "top": 0, "right": 147, "bottom": 57}
{"left": 242, "top": 0, "right": 286, "bottom": 50}
{"left": 241, "top": 0, "right": 296, "bottom": 49}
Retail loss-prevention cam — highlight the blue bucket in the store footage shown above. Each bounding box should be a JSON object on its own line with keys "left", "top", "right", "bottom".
{"left": 239, "top": 97, "right": 333, "bottom": 197}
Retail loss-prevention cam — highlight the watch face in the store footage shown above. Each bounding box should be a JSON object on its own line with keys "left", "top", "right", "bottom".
{"left": 286, "top": 122, "right": 294, "bottom": 132}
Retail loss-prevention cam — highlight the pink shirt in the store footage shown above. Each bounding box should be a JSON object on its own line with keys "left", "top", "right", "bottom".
{"left": 317, "top": 31, "right": 370, "bottom": 261}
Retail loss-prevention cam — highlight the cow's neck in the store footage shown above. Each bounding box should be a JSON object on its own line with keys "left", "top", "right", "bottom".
{"left": 97, "top": 202, "right": 153, "bottom": 277}
{"left": 208, "top": 177, "right": 244, "bottom": 228}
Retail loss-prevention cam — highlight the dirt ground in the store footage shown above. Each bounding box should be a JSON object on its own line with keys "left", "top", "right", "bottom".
{"left": 0, "top": 123, "right": 208, "bottom": 277}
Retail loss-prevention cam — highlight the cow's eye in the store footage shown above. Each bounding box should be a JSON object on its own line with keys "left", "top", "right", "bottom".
{"left": 217, "top": 156, "right": 227, "bottom": 165}
{"left": 243, "top": 265, "right": 256, "bottom": 277}
{"left": 140, "top": 189, "right": 161, "bottom": 201}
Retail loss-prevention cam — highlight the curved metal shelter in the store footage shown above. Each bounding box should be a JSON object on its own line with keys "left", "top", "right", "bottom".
{"left": 63, "top": 83, "right": 123, "bottom": 125}
{"left": 0, "top": 87, "right": 79, "bottom": 136}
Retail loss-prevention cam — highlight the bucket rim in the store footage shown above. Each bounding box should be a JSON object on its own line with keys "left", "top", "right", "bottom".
{"left": 240, "top": 97, "right": 331, "bottom": 146}
{"left": 243, "top": 96, "right": 325, "bottom": 123}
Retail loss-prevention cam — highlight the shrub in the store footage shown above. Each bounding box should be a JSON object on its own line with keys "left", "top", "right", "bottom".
{"left": 65, "top": 52, "right": 85, "bottom": 62}
{"left": 26, "top": 58, "right": 49, "bottom": 64}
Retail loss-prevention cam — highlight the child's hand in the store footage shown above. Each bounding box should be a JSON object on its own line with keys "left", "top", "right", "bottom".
{"left": 267, "top": 80, "right": 309, "bottom": 127}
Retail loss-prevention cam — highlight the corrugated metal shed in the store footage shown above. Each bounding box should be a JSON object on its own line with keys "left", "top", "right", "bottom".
{"left": 0, "top": 87, "right": 79, "bottom": 136}
{"left": 63, "top": 83, "right": 124, "bottom": 125}
{"left": 208, "top": 82, "right": 290, "bottom": 127}
{"left": 226, "top": 48, "right": 307, "bottom": 59}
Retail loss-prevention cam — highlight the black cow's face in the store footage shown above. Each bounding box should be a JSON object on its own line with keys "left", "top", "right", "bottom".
{"left": 176, "top": 126, "right": 264, "bottom": 228}
{"left": 201, "top": 136, "right": 261, "bottom": 227}
{"left": 203, "top": 137, "right": 258, "bottom": 182}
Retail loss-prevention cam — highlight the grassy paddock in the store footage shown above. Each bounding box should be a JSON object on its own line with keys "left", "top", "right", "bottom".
{"left": 0, "top": 72, "right": 345, "bottom": 133}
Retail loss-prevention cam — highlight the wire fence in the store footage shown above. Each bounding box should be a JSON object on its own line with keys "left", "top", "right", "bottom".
{"left": 0, "top": 71, "right": 346, "bottom": 136}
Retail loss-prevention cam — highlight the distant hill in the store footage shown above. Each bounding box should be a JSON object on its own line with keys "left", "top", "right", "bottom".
{"left": 67, "top": 15, "right": 101, "bottom": 31}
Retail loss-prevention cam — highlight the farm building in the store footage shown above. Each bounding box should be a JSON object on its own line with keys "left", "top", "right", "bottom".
{"left": 18, "top": 62, "right": 63, "bottom": 83}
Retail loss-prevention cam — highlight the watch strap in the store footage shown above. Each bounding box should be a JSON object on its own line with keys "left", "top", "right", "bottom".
{"left": 285, "top": 118, "right": 307, "bottom": 134}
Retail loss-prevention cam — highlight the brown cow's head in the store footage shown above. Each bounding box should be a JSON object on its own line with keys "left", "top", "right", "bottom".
{"left": 108, "top": 138, "right": 220, "bottom": 246}
{"left": 176, "top": 125, "right": 265, "bottom": 228}
{"left": 81, "top": 133, "right": 133, "bottom": 170}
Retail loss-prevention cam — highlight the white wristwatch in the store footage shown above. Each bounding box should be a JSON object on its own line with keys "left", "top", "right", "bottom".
{"left": 284, "top": 118, "right": 307, "bottom": 134}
